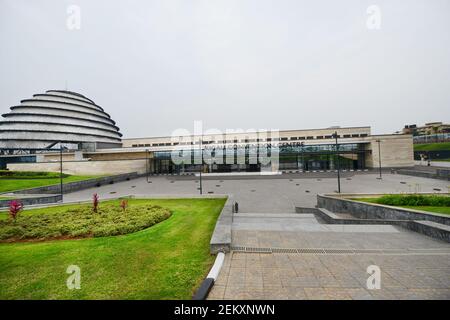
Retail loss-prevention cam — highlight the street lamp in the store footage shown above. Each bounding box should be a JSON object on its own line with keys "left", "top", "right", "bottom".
{"left": 60, "top": 144, "right": 63, "bottom": 202}
{"left": 332, "top": 131, "right": 341, "bottom": 193}
{"left": 199, "top": 137, "right": 203, "bottom": 195}
{"left": 375, "top": 139, "right": 382, "bottom": 179}
{"left": 145, "top": 149, "right": 150, "bottom": 183}
{"left": 296, "top": 142, "right": 305, "bottom": 171}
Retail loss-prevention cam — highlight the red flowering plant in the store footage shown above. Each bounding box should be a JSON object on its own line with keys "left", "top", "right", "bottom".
{"left": 92, "top": 193, "right": 99, "bottom": 213}
{"left": 9, "top": 200, "right": 23, "bottom": 221}
{"left": 120, "top": 199, "right": 128, "bottom": 211}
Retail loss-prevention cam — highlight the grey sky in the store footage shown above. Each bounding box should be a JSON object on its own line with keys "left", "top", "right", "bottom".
{"left": 1, "top": 0, "right": 449, "bottom": 138}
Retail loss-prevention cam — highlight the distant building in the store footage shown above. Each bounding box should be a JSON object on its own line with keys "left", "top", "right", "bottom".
{"left": 402, "top": 122, "right": 450, "bottom": 136}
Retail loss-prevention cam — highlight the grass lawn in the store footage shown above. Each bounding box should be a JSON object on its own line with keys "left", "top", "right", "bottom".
{"left": 414, "top": 142, "right": 450, "bottom": 152}
{"left": 0, "top": 198, "right": 225, "bottom": 299}
{"left": 399, "top": 206, "right": 450, "bottom": 215}
{"left": 0, "top": 175, "right": 100, "bottom": 193}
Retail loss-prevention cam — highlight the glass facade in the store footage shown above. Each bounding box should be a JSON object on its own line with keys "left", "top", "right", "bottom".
{"left": 149, "top": 143, "right": 368, "bottom": 174}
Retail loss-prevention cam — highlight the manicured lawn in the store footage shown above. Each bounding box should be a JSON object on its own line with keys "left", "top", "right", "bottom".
{"left": 0, "top": 198, "right": 226, "bottom": 299}
{"left": 414, "top": 142, "right": 450, "bottom": 152}
{"left": 0, "top": 175, "right": 100, "bottom": 193}
{"left": 399, "top": 206, "right": 450, "bottom": 215}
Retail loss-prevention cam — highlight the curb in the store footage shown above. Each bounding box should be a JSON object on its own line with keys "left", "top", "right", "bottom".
{"left": 193, "top": 252, "right": 225, "bottom": 300}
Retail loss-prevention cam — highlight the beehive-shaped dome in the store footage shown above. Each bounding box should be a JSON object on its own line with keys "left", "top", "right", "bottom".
{"left": 0, "top": 90, "right": 122, "bottom": 149}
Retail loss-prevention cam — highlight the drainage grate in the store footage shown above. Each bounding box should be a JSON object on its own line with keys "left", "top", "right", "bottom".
{"left": 272, "top": 248, "right": 298, "bottom": 254}
{"left": 229, "top": 246, "right": 437, "bottom": 255}
{"left": 323, "top": 249, "right": 354, "bottom": 254}
{"left": 297, "top": 248, "right": 326, "bottom": 254}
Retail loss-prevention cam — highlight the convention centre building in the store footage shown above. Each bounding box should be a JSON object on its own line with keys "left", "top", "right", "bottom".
{"left": 0, "top": 90, "right": 413, "bottom": 174}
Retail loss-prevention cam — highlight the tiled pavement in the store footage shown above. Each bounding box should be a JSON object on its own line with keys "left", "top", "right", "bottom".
{"left": 208, "top": 251, "right": 450, "bottom": 300}
{"left": 208, "top": 213, "right": 450, "bottom": 300}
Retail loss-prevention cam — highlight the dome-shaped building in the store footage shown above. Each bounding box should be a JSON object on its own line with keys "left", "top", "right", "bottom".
{"left": 0, "top": 90, "right": 122, "bottom": 151}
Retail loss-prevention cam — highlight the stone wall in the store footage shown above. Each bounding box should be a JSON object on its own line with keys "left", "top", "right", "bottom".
{"left": 365, "top": 134, "right": 414, "bottom": 168}
{"left": 8, "top": 159, "right": 147, "bottom": 175}
{"left": 0, "top": 194, "right": 62, "bottom": 208}
{"left": 317, "top": 194, "right": 450, "bottom": 226}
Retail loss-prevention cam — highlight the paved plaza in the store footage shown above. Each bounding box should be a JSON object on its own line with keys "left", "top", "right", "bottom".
{"left": 64, "top": 172, "right": 450, "bottom": 299}
{"left": 64, "top": 172, "right": 449, "bottom": 210}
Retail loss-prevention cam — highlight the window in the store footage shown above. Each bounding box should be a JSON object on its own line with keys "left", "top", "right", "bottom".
{"left": 306, "top": 136, "right": 314, "bottom": 140}
{"left": 280, "top": 137, "right": 288, "bottom": 141}
{"left": 316, "top": 136, "right": 324, "bottom": 139}
{"left": 290, "top": 137, "right": 298, "bottom": 140}
{"left": 132, "top": 144, "right": 138, "bottom": 147}
{"left": 360, "top": 134, "right": 368, "bottom": 137}
{"left": 351, "top": 134, "right": 359, "bottom": 138}
{"left": 343, "top": 134, "right": 351, "bottom": 138}
{"left": 298, "top": 137, "right": 305, "bottom": 140}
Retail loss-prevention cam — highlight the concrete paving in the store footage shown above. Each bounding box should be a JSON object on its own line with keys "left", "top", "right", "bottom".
{"left": 63, "top": 172, "right": 449, "bottom": 212}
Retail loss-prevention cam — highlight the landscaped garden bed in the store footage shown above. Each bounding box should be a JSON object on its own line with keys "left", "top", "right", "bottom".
{"left": 0, "top": 198, "right": 226, "bottom": 299}
{"left": 353, "top": 194, "right": 450, "bottom": 215}
{"left": 0, "top": 199, "right": 171, "bottom": 241}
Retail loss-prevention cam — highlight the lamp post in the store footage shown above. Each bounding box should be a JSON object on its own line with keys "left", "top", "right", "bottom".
{"left": 145, "top": 149, "right": 150, "bottom": 182}
{"left": 376, "top": 139, "right": 382, "bottom": 179}
{"left": 297, "top": 142, "right": 305, "bottom": 171}
{"left": 332, "top": 131, "right": 341, "bottom": 193}
{"left": 199, "top": 137, "right": 203, "bottom": 195}
{"left": 59, "top": 144, "right": 63, "bottom": 202}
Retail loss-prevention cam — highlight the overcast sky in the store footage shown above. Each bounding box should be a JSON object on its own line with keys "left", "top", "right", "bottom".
{"left": 0, "top": 0, "right": 449, "bottom": 138}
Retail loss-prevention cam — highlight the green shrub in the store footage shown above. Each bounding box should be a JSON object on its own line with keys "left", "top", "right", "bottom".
{"left": 0, "top": 170, "right": 70, "bottom": 180}
{"left": 375, "top": 194, "right": 450, "bottom": 207}
{"left": 0, "top": 202, "right": 171, "bottom": 241}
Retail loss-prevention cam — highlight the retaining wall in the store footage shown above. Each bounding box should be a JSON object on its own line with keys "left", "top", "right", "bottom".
{"left": 9, "top": 172, "right": 138, "bottom": 195}
{"left": 0, "top": 194, "right": 62, "bottom": 208}
{"left": 317, "top": 193, "right": 450, "bottom": 226}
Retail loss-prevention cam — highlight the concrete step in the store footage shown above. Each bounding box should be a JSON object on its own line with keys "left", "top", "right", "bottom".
{"left": 316, "top": 208, "right": 404, "bottom": 225}
{"left": 409, "top": 220, "right": 450, "bottom": 243}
